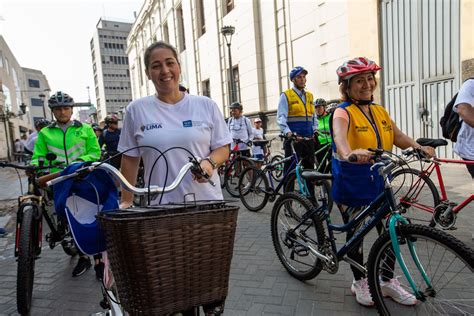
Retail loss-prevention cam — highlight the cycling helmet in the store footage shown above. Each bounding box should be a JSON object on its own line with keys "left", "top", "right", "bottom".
{"left": 336, "top": 57, "right": 381, "bottom": 84}
{"left": 48, "top": 91, "right": 74, "bottom": 108}
{"left": 289, "top": 66, "right": 308, "bottom": 81}
{"left": 104, "top": 114, "right": 119, "bottom": 124}
{"left": 229, "top": 102, "right": 243, "bottom": 110}
{"left": 326, "top": 102, "right": 339, "bottom": 114}
{"left": 314, "top": 98, "right": 327, "bottom": 107}
{"left": 34, "top": 118, "right": 50, "bottom": 129}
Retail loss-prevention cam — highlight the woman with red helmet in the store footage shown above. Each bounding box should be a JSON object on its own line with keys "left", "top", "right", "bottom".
{"left": 331, "top": 57, "right": 435, "bottom": 307}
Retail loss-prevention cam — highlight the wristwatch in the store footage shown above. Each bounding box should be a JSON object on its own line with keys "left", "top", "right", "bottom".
{"left": 203, "top": 156, "right": 218, "bottom": 169}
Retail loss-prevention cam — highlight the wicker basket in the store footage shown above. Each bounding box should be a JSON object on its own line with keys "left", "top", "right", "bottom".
{"left": 97, "top": 201, "right": 239, "bottom": 315}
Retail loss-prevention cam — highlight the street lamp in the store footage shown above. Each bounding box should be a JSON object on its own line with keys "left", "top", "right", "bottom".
{"left": 38, "top": 93, "right": 49, "bottom": 119}
{"left": 0, "top": 102, "right": 28, "bottom": 161}
{"left": 221, "top": 25, "right": 235, "bottom": 107}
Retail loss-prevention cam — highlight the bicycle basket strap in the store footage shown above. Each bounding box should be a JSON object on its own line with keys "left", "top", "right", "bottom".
{"left": 54, "top": 162, "right": 119, "bottom": 255}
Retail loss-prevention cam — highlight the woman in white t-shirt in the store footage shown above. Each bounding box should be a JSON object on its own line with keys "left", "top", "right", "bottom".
{"left": 118, "top": 41, "right": 232, "bottom": 207}
{"left": 252, "top": 118, "right": 265, "bottom": 160}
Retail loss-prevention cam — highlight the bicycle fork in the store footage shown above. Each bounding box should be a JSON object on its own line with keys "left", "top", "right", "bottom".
{"left": 388, "top": 214, "right": 433, "bottom": 300}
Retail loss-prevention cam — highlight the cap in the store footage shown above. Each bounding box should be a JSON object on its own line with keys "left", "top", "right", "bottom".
{"left": 254, "top": 118, "right": 262, "bottom": 123}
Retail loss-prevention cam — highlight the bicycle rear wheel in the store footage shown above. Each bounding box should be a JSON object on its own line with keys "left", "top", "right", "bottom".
{"left": 17, "top": 206, "right": 38, "bottom": 315}
{"left": 367, "top": 224, "right": 474, "bottom": 315}
{"left": 390, "top": 169, "right": 440, "bottom": 225}
{"left": 238, "top": 166, "right": 269, "bottom": 212}
{"left": 271, "top": 192, "right": 326, "bottom": 280}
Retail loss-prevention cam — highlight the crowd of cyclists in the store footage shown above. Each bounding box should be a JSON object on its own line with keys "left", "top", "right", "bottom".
{"left": 12, "top": 39, "right": 474, "bottom": 314}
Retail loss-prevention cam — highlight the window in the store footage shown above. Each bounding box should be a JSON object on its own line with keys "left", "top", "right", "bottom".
{"left": 163, "top": 22, "right": 169, "bottom": 43}
{"left": 28, "top": 79, "right": 40, "bottom": 88}
{"left": 232, "top": 66, "right": 240, "bottom": 103}
{"left": 223, "top": 0, "right": 234, "bottom": 16}
{"left": 202, "top": 79, "right": 211, "bottom": 97}
{"left": 196, "top": 0, "right": 206, "bottom": 37}
{"left": 31, "top": 98, "right": 44, "bottom": 107}
{"left": 177, "top": 5, "right": 186, "bottom": 52}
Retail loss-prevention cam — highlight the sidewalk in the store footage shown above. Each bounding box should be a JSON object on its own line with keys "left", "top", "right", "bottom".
{"left": 0, "top": 163, "right": 472, "bottom": 315}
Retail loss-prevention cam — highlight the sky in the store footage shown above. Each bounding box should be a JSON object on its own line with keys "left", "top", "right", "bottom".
{"left": 0, "top": 0, "right": 143, "bottom": 104}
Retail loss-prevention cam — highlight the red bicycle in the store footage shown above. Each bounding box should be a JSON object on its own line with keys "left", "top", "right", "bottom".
{"left": 390, "top": 138, "right": 474, "bottom": 229}
{"left": 218, "top": 139, "right": 255, "bottom": 197}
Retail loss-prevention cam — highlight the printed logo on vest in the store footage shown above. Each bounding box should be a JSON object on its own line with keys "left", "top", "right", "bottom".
{"left": 355, "top": 125, "right": 369, "bottom": 132}
{"left": 183, "top": 120, "right": 192, "bottom": 127}
{"left": 141, "top": 123, "right": 163, "bottom": 131}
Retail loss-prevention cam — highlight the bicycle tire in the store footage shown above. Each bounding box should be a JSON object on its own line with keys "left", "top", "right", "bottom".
{"left": 224, "top": 157, "right": 252, "bottom": 197}
{"left": 390, "top": 169, "right": 440, "bottom": 225}
{"left": 271, "top": 192, "right": 326, "bottom": 280}
{"left": 367, "top": 224, "right": 474, "bottom": 315}
{"left": 238, "top": 166, "right": 270, "bottom": 212}
{"left": 17, "top": 206, "right": 38, "bottom": 315}
{"left": 284, "top": 171, "right": 333, "bottom": 212}
{"left": 270, "top": 154, "right": 284, "bottom": 182}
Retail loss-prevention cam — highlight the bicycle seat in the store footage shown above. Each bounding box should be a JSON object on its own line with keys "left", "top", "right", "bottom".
{"left": 301, "top": 171, "right": 333, "bottom": 182}
{"left": 416, "top": 138, "right": 448, "bottom": 148}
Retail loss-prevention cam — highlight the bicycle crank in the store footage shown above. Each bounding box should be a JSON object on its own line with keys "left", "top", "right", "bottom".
{"left": 433, "top": 202, "right": 457, "bottom": 230}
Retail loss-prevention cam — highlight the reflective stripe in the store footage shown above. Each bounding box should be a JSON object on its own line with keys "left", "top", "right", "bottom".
{"left": 68, "top": 150, "right": 82, "bottom": 162}
{"left": 66, "top": 141, "right": 85, "bottom": 157}
{"left": 47, "top": 145, "right": 65, "bottom": 156}
{"left": 287, "top": 116, "right": 311, "bottom": 122}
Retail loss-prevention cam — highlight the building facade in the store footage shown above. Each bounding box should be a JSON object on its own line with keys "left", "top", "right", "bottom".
{"left": 22, "top": 68, "right": 51, "bottom": 123}
{"left": 90, "top": 19, "right": 133, "bottom": 123}
{"left": 127, "top": 0, "right": 473, "bottom": 157}
{"left": 0, "top": 36, "right": 41, "bottom": 160}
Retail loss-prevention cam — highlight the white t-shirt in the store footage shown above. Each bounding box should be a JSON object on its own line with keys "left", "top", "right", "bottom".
{"left": 118, "top": 94, "right": 232, "bottom": 204}
{"left": 25, "top": 131, "right": 38, "bottom": 152}
{"left": 252, "top": 127, "right": 264, "bottom": 156}
{"left": 228, "top": 116, "right": 253, "bottom": 151}
{"left": 454, "top": 79, "right": 474, "bottom": 160}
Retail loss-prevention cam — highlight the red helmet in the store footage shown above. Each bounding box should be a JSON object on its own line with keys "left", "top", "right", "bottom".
{"left": 336, "top": 57, "right": 381, "bottom": 84}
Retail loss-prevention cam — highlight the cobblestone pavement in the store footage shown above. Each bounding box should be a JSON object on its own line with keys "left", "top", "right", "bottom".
{"left": 0, "top": 164, "right": 472, "bottom": 315}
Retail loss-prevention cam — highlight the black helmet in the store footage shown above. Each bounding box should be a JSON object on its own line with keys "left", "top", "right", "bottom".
{"left": 314, "top": 98, "right": 327, "bottom": 107}
{"left": 48, "top": 91, "right": 74, "bottom": 108}
{"left": 229, "top": 102, "right": 243, "bottom": 110}
{"left": 104, "top": 114, "right": 119, "bottom": 124}
{"left": 34, "top": 119, "right": 50, "bottom": 129}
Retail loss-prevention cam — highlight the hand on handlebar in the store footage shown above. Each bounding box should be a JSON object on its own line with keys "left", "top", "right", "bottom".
{"left": 416, "top": 145, "right": 436, "bottom": 159}
{"left": 346, "top": 149, "right": 373, "bottom": 164}
{"left": 192, "top": 159, "right": 214, "bottom": 185}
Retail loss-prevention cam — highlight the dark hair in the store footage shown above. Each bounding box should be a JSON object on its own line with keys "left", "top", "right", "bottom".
{"left": 144, "top": 41, "right": 179, "bottom": 71}
{"left": 339, "top": 74, "right": 378, "bottom": 101}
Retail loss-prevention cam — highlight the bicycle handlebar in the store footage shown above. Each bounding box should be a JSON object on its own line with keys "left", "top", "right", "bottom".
{"left": 0, "top": 161, "right": 58, "bottom": 172}
{"left": 43, "top": 158, "right": 215, "bottom": 195}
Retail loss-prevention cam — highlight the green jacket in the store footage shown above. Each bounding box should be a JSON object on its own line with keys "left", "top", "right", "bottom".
{"left": 31, "top": 120, "right": 101, "bottom": 172}
{"left": 317, "top": 114, "right": 332, "bottom": 145}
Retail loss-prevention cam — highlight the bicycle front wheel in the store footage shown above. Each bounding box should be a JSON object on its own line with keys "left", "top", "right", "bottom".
{"left": 271, "top": 192, "right": 326, "bottom": 280}
{"left": 17, "top": 206, "right": 38, "bottom": 315}
{"left": 284, "top": 171, "right": 333, "bottom": 212}
{"left": 224, "top": 157, "right": 252, "bottom": 197}
{"left": 390, "top": 169, "right": 440, "bottom": 225}
{"left": 367, "top": 224, "right": 474, "bottom": 315}
{"left": 238, "top": 166, "right": 269, "bottom": 212}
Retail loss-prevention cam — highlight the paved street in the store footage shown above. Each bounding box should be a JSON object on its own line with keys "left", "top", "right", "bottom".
{"left": 0, "top": 164, "right": 472, "bottom": 315}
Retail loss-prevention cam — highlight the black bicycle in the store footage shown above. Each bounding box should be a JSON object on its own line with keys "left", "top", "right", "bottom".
{"left": 271, "top": 149, "right": 474, "bottom": 315}
{"left": 0, "top": 154, "right": 77, "bottom": 315}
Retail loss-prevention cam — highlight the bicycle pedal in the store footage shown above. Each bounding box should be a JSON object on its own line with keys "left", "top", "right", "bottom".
{"left": 293, "top": 245, "right": 309, "bottom": 257}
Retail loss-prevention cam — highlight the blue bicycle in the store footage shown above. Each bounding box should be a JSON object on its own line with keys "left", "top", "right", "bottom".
{"left": 238, "top": 134, "right": 332, "bottom": 212}
{"left": 271, "top": 150, "right": 474, "bottom": 315}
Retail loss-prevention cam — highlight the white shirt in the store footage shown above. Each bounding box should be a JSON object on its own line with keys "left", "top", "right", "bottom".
{"left": 118, "top": 94, "right": 232, "bottom": 204}
{"left": 25, "top": 131, "right": 38, "bottom": 152}
{"left": 228, "top": 116, "right": 253, "bottom": 151}
{"left": 252, "top": 127, "right": 265, "bottom": 156}
{"left": 454, "top": 79, "right": 474, "bottom": 160}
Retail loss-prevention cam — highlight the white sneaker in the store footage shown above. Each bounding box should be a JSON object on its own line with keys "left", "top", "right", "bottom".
{"left": 381, "top": 277, "right": 417, "bottom": 306}
{"left": 351, "top": 278, "right": 374, "bottom": 307}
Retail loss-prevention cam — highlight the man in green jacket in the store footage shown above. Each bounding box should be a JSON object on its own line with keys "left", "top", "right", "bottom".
{"left": 314, "top": 98, "right": 332, "bottom": 172}
{"left": 31, "top": 91, "right": 101, "bottom": 278}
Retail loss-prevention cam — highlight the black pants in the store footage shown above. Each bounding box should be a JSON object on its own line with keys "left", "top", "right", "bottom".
{"left": 284, "top": 138, "right": 316, "bottom": 198}
{"left": 339, "top": 205, "right": 394, "bottom": 281}
{"left": 104, "top": 152, "right": 122, "bottom": 170}
{"left": 314, "top": 142, "right": 331, "bottom": 173}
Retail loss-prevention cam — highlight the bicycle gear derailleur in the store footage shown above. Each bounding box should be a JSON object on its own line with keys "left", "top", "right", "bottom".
{"left": 433, "top": 201, "right": 457, "bottom": 230}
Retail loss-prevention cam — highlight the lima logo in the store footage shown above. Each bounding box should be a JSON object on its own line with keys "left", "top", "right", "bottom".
{"left": 141, "top": 123, "right": 163, "bottom": 131}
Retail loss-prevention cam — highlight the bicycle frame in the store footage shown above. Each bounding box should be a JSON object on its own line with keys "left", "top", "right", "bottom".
{"left": 407, "top": 157, "right": 474, "bottom": 213}
{"left": 313, "top": 143, "right": 332, "bottom": 173}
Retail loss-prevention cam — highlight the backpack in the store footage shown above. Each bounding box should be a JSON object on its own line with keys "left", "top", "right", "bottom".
{"left": 440, "top": 93, "right": 462, "bottom": 142}
{"left": 439, "top": 77, "right": 473, "bottom": 142}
